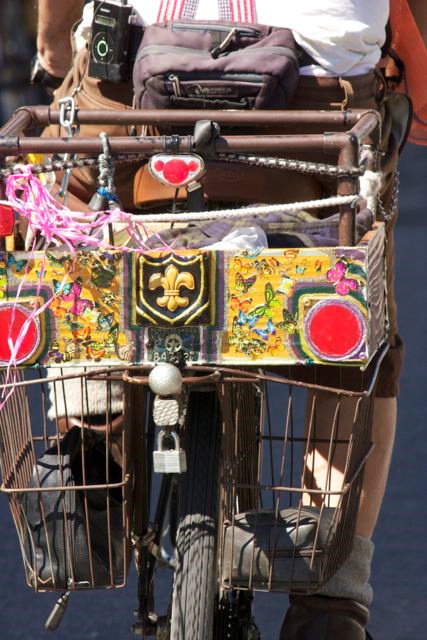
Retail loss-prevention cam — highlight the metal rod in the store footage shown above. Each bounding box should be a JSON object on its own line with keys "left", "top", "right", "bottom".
{"left": 18, "top": 106, "right": 374, "bottom": 129}
{"left": 337, "top": 133, "right": 360, "bottom": 245}
{"left": 0, "top": 134, "right": 350, "bottom": 156}
{"left": 349, "top": 110, "right": 382, "bottom": 146}
{"left": 0, "top": 108, "right": 35, "bottom": 137}
{"left": 334, "top": 112, "right": 381, "bottom": 246}
{"left": 0, "top": 341, "right": 387, "bottom": 397}
{"left": 1, "top": 476, "right": 130, "bottom": 493}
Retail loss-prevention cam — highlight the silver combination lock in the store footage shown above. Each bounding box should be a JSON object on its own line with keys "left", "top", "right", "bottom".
{"left": 153, "top": 430, "right": 187, "bottom": 474}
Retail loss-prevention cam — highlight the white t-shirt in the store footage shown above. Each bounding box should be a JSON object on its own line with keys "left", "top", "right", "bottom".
{"left": 79, "top": 0, "right": 390, "bottom": 76}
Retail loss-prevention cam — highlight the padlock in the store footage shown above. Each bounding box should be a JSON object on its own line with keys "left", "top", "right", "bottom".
{"left": 89, "top": 188, "right": 109, "bottom": 212}
{"left": 153, "top": 430, "right": 187, "bottom": 474}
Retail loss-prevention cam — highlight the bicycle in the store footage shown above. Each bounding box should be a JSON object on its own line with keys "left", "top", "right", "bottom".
{"left": 0, "top": 105, "right": 387, "bottom": 638}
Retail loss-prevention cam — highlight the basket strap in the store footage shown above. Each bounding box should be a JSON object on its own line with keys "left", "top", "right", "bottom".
{"left": 157, "top": 0, "right": 257, "bottom": 22}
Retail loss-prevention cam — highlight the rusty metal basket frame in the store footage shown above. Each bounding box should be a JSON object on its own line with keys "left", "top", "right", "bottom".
{"left": 0, "top": 106, "right": 382, "bottom": 247}
{"left": 215, "top": 345, "right": 386, "bottom": 594}
{"left": 0, "top": 342, "right": 386, "bottom": 592}
{"left": 0, "top": 368, "right": 133, "bottom": 592}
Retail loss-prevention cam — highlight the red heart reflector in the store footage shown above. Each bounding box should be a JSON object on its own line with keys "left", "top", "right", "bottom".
{"left": 0, "top": 303, "right": 41, "bottom": 365}
{"left": 0, "top": 204, "right": 15, "bottom": 236}
{"left": 149, "top": 154, "right": 204, "bottom": 187}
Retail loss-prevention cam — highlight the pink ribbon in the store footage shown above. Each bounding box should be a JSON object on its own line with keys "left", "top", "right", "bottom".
{"left": 0, "top": 168, "right": 177, "bottom": 406}
{"left": 5, "top": 168, "right": 174, "bottom": 253}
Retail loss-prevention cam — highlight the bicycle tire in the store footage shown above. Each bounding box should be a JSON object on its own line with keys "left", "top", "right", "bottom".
{"left": 170, "top": 389, "right": 221, "bottom": 640}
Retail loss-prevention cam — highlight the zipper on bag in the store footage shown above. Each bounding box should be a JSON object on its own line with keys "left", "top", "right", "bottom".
{"left": 170, "top": 22, "right": 261, "bottom": 38}
{"left": 136, "top": 44, "right": 299, "bottom": 67}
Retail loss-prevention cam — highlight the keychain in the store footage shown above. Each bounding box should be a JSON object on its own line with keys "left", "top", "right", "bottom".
{"left": 89, "top": 132, "right": 123, "bottom": 211}
{"left": 88, "top": 132, "right": 124, "bottom": 245}
{"left": 57, "top": 96, "right": 79, "bottom": 206}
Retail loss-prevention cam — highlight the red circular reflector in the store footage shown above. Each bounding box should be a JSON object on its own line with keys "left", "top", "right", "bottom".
{"left": 0, "top": 304, "right": 40, "bottom": 364}
{"left": 163, "top": 159, "right": 190, "bottom": 185}
{"left": 305, "top": 300, "right": 365, "bottom": 360}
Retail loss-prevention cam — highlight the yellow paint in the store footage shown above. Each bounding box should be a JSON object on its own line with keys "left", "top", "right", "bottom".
{"left": 5, "top": 252, "right": 129, "bottom": 364}
{"left": 223, "top": 249, "right": 366, "bottom": 363}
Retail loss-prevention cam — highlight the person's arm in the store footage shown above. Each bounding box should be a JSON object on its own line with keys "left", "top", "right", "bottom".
{"left": 37, "top": 0, "right": 84, "bottom": 78}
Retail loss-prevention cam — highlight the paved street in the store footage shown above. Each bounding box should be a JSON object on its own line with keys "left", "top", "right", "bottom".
{"left": 0, "top": 145, "right": 426, "bottom": 639}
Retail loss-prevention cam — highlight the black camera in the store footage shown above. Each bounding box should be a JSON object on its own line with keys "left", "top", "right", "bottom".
{"left": 88, "top": 0, "right": 133, "bottom": 82}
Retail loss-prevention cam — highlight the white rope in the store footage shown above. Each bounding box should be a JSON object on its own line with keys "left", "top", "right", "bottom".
{"left": 130, "top": 194, "right": 359, "bottom": 224}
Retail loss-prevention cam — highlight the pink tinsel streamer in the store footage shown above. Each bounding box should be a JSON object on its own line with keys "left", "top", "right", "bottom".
{"left": 4, "top": 167, "right": 174, "bottom": 253}
{"left": 0, "top": 168, "right": 176, "bottom": 406}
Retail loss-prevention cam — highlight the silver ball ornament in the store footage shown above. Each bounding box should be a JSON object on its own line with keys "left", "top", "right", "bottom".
{"left": 148, "top": 363, "right": 183, "bottom": 396}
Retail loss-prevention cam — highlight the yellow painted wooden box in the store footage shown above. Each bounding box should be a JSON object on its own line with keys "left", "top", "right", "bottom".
{"left": 0, "top": 224, "right": 386, "bottom": 368}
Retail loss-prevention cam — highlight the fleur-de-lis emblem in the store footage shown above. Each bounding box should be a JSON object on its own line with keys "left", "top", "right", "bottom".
{"left": 148, "top": 264, "right": 195, "bottom": 312}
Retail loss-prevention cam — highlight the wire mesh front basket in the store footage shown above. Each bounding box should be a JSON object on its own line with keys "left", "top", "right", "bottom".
{"left": 219, "top": 349, "right": 385, "bottom": 595}
{"left": 0, "top": 368, "right": 132, "bottom": 593}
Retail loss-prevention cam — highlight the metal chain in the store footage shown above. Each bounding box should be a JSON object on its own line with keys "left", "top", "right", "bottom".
{"left": 218, "top": 153, "right": 363, "bottom": 177}
{"left": 1, "top": 152, "right": 362, "bottom": 180}
{"left": 0, "top": 154, "right": 149, "bottom": 178}
{"left": 376, "top": 170, "right": 399, "bottom": 222}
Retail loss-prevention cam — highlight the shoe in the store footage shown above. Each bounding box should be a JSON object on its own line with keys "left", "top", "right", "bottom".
{"left": 279, "top": 594, "right": 370, "bottom": 640}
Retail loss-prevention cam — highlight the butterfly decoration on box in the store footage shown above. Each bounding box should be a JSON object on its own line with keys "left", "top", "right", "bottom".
{"left": 228, "top": 278, "right": 291, "bottom": 355}
{"left": 295, "top": 259, "right": 308, "bottom": 275}
{"left": 242, "top": 247, "right": 263, "bottom": 259}
{"left": 253, "top": 318, "right": 276, "bottom": 341}
{"left": 97, "top": 312, "right": 115, "bottom": 332}
{"left": 276, "top": 308, "right": 298, "bottom": 334}
{"left": 247, "top": 282, "right": 281, "bottom": 320}
{"left": 231, "top": 257, "right": 253, "bottom": 275}
{"left": 101, "top": 291, "right": 118, "bottom": 307}
{"left": 90, "top": 255, "right": 118, "bottom": 289}
{"left": 235, "top": 272, "right": 257, "bottom": 294}
{"left": 46, "top": 252, "right": 80, "bottom": 274}
{"left": 52, "top": 277, "right": 95, "bottom": 316}
{"left": 78, "top": 253, "right": 93, "bottom": 267}
{"left": 282, "top": 249, "right": 299, "bottom": 267}
{"left": 326, "top": 257, "right": 365, "bottom": 296}
{"left": 7, "top": 254, "right": 34, "bottom": 275}
{"left": 267, "top": 336, "right": 285, "bottom": 356}
{"left": 228, "top": 317, "right": 267, "bottom": 357}
{"left": 277, "top": 272, "right": 295, "bottom": 296}
{"left": 253, "top": 257, "right": 280, "bottom": 278}
{"left": 230, "top": 295, "right": 252, "bottom": 314}
{"left": 50, "top": 318, "right": 121, "bottom": 362}
{"left": 48, "top": 339, "right": 67, "bottom": 364}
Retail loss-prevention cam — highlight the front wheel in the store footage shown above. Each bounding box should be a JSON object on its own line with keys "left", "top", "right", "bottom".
{"left": 170, "top": 390, "right": 221, "bottom": 640}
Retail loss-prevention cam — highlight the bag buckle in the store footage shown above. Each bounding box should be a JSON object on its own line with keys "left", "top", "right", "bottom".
{"left": 211, "top": 26, "right": 237, "bottom": 58}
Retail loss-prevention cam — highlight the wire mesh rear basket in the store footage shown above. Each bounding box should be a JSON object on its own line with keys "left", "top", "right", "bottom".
{"left": 219, "top": 348, "right": 385, "bottom": 595}
{"left": 0, "top": 368, "right": 132, "bottom": 593}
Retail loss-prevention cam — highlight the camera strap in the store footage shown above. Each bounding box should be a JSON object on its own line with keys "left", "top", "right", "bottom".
{"left": 156, "top": 0, "right": 257, "bottom": 23}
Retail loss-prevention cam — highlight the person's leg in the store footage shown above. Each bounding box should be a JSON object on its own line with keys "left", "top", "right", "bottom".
{"left": 356, "top": 396, "right": 396, "bottom": 539}
{"left": 279, "top": 394, "right": 396, "bottom": 639}
{"left": 300, "top": 393, "right": 396, "bottom": 539}
{"left": 280, "top": 71, "right": 406, "bottom": 639}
